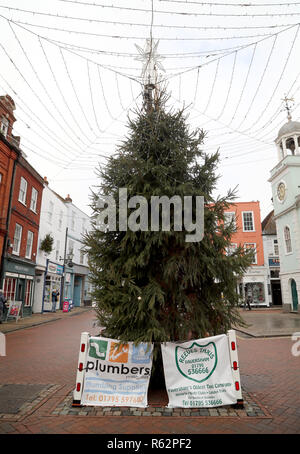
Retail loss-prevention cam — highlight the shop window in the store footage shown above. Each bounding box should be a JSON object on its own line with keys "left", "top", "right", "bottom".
{"left": 24, "top": 280, "right": 33, "bottom": 307}
{"left": 242, "top": 211, "right": 255, "bottom": 232}
{"left": 18, "top": 177, "right": 27, "bottom": 205}
{"left": 4, "top": 277, "right": 17, "bottom": 301}
{"left": 12, "top": 223, "right": 22, "bottom": 255}
{"left": 284, "top": 226, "right": 292, "bottom": 253}
{"left": 245, "top": 282, "right": 265, "bottom": 304}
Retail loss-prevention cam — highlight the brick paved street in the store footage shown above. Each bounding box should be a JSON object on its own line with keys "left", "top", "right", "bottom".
{"left": 0, "top": 309, "right": 299, "bottom": 435}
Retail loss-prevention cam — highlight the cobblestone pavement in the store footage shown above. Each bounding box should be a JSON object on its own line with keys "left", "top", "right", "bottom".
{"left": 0, "top": 309, "right": 299, "bottom": 435}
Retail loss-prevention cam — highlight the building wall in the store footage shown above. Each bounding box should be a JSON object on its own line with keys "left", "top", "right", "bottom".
{"left": 225, "top": 201, "right": 269, "bottom": 306}
{"left": 33, "top": 184, "right": 68, "bottom": 313}
{"left": 269, "top": 155, "right": 300, "bottom": 311}
{"left": 0, "top": 95, "right": 19, "bottom": 270}
{"left": 8, "top": 158, "right": 44, "bottom": 261}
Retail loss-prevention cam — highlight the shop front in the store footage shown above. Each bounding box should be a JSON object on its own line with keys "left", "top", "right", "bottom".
{"left": 238, "top": 266, "right": 269, "bottom": 307}
{"left": 42, "top": 259, "right": 64, "bottom": 312}
{"left": 2, "top": 257, "right": 35, "bottom": 317}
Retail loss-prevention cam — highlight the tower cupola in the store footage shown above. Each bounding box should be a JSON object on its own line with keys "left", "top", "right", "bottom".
{"left": 275, "top": 97, "right": 300, "bottom": 160}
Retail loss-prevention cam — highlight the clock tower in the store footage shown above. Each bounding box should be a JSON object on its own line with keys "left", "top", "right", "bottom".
{"left": 268, "top": 104, "right": 300, "bottom": 312}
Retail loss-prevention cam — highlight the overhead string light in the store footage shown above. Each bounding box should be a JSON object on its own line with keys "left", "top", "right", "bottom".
{"left": 57, "top": 0, "right": 300, "bottom": 17}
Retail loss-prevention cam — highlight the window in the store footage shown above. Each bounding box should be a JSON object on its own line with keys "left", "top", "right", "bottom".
{"left": 12, "top": 223, "right": 22, "bottom": 255}
{"left": 4, "top": 277, "right": 17, "bottom": 301}
{"left": 30, "top": 187, "right": 38, "bottom": 212}
{"left": 242, "top": 211, "right": 255, "bottom": 232}
{"left": 48, "top": 201, "right": 54, "bottom": 223}
{"left": 71, "top": 211, "right": 75, "bottom": 231}
{"left": 224, "top": 212, "right": 236, "bottom": 229}
{"left": 80, "top": 249, "right": 84, "bottom": 264}
{"left": 0, "top": 117, "right": 9, "bottom": 137}
{"left": 274, "top": 239, "right": 279, "bottom": 256}
{"left": 25, "top": 231, "right": 34, "bottom": 259}
{"left": 225, "top": 243, "right": 237, "bottom": 256}
{"left": 58, "top": 210, "right": 63, "bottom": 231}
{"left": 244, "top": 243, "right": 257, "bottom": 264}
{"left": 284, "top": 226, "right": 292, "bottom": 253}
{"left": 68, "top": 240, "right": 74, "bottom": 258}
{"left": 18, "top": 177, "right": 27, "bottom": 205}
{"left": 55, "top": 240, "right": 60, "bottom": 261}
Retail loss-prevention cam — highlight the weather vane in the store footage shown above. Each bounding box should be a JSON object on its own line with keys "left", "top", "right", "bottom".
{"left": 281, "top": 95, "right": 294, "bottom": 121}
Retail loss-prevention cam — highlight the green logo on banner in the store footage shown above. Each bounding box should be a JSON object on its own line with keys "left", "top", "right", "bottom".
{"left": 175, "top": 341, "right": 217, "bottom": 383}
{"left": 89, "top": 339, "right": 108, "bottom": 359}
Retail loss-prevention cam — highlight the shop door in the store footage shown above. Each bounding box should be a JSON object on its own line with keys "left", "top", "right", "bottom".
{"left": 16, "top": 279, "right": 25, "bottom": 316}
{"left": 271, "top": 281, "right": 282, "bottom": 306}
{"left": 73, "top": 276, "right": 82, "bottom": 307}
{"left": 291, "top": 279, "right": 298, "bottom": 311}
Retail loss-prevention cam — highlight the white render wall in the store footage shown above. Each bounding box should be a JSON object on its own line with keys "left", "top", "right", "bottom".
{"left": 36, "top": 185, "right": 68, "bottom": 268}
{"left": 64, "top": 201, "right": 91, "bottom": 267}
{"left": 33, "top": 185, "right": 68, "bottom": 313}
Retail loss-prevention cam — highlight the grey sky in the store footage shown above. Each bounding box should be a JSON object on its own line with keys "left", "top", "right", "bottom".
{"left": 0, "top": 0, "right": 299, "bottom": 220}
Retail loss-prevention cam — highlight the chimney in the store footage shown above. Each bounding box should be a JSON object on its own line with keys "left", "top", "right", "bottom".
{"left": 65, "top": 194, "right": 72, "bottom": 203}
{"left": 43, "top": 176, "right": 49, "bottom": 185}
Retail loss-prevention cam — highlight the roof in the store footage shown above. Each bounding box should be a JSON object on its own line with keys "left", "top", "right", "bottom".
{"left": 261, "top": 210, "right": 277, "bottom": 235}
{"left": 277, "top": 119, "right": 300, "bottom": 141}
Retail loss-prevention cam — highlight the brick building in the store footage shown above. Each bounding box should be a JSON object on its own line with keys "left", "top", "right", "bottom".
{"left": 0, "top": 95, "right": 21, "bottom": 284}
{"left": 224, "top": 201, "right": 269, "bottom": 307}
{"left": 0, "top": 103, "right": 44, "bottom": 316}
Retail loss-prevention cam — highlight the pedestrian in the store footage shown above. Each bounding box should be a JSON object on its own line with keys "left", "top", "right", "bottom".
{"left": 51, "top": 289, "right": 59, "bottom": 313}
{"left": 244, "top": 295, "right": 252, "bottom": 310}
{"left": 0, "top": 289, "right": 8, "bottom": 323}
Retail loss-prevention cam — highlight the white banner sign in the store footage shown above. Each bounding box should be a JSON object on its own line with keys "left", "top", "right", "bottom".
{"left": 81, "top": 337, "right": 153, "bottom": 408}
{"left": 161, "top": 334, "right": 237, "bottom": 408}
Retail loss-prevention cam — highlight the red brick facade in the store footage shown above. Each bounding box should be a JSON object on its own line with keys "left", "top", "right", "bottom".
{"left": 7, "top": 156, "right": 44, "bottom": 263}
{"left": 0, "top": 95, "right": 20, "bottom": 270}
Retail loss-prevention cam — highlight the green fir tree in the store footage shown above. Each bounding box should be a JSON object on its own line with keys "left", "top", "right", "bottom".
{"left": 84, "top": 92, "right": 253, "bottom": 382}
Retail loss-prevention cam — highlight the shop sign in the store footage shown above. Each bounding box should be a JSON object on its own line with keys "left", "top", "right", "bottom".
{"left": 81, "top": 336, "right": 153, "bottom": 407}
{"left": 5, "top": 259, "right": 35, "bottom": 276}
{"left": 48, "top": 262, "right": 64, "bottom": 275}
{"left": 161, "top": 334, "right": 237, "bottom": 408}
{"left": 269, "top": 258, "right": 280, "bottom": 267}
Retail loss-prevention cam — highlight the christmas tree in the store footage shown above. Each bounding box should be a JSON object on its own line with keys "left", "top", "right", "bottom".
{"left": 84, "top": 41, "right": 253, "bottom": 385}
{"left": 84, "top": 91, "right": 253, "bottom": 341}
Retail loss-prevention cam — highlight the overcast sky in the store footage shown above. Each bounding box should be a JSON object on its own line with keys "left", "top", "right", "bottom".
{"left": 1, "top": 0, "right": 300, "bottom": 221}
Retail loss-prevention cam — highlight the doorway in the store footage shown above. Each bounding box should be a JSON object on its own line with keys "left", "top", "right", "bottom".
{"left": 291, "top": 279, "right": 298, "bottom": 311}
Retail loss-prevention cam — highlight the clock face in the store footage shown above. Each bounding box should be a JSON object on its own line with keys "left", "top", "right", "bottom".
{"left": 277, "top": 182, "right": 286, "bottom": 201}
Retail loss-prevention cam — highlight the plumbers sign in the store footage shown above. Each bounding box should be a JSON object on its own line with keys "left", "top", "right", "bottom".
{"left": 161, "top": 334, "right": 237, "bottom": 408}
{"left": 81, "top": 336, "right": 153, "bottom": 407}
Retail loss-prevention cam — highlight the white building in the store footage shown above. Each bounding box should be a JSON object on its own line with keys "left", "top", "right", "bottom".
{"left": 261, "top": 210, "right": 282, "bottom": 306}
{"left": 268, "top": 112, "right": 300, "bottom": 312}
{"left": 33, "top": 183, "right": 93, "bottom": 313}
{"left": 33, "top": 179, "right": 68, "bottom": 313}
{"left": 63, "top": 194, "right": 92, "bottom": 308}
